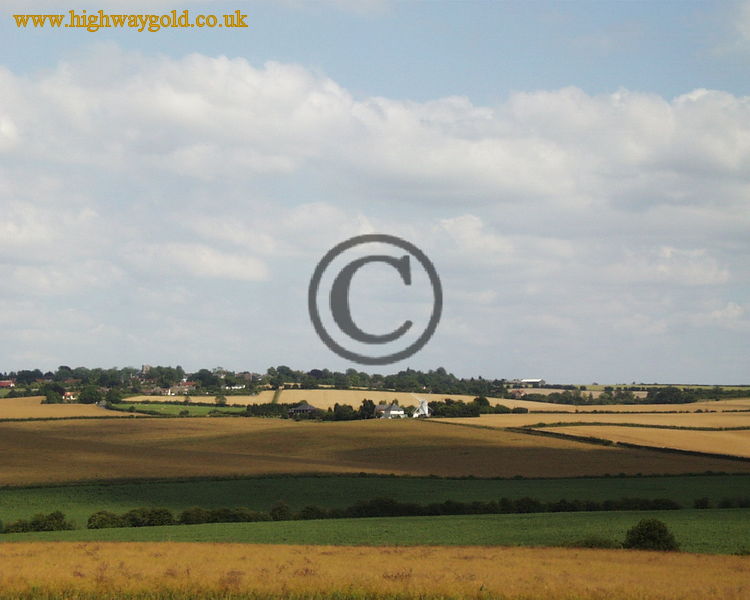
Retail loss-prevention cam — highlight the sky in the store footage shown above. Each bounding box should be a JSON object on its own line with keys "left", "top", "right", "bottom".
{"left": 0, "top": 0, "right": 749, "bottom": 384}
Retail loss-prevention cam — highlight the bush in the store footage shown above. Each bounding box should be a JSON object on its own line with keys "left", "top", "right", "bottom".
{"left": 87, "top": 511, "right": 125, "bottom": 529}
{"left": 179, "top": 507, "right": 213, "bottom": 525}
{"left": 623, "top": 519, "right": 679, "bottom": 551}
{"left": 122, "top": 507, "right": 175, "bottom": 527}
{"left": 694, "top": 497, "right": 712, "bottom": 509}
{"left": 4, "top": 519, "right": 30, "bottom": 533}
{"left": 270, "top": 501, "right": 292, "bottom": 521}
{"left": 297, "top": 505, "right": 329, "bottom": 520}
{"left": 5, "top": 511, "right": 73, "bottom": 533}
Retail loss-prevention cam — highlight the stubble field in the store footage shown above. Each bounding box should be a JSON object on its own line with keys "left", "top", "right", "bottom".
{"left": 127, "top": 390, "right": 750, "bottom": 412}
{"left": 534, "top": 425, "right": 750, "bottom": 458}
{"left": 437, "top": 411, "right": 750, "bottom": 428}
{"left": 0, "top": 396, "right": 133, "bottom": 420}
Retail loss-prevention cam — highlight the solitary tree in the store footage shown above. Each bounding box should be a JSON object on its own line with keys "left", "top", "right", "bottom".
{"left": 623, "top": 519, "right": 679, "bottom": 551}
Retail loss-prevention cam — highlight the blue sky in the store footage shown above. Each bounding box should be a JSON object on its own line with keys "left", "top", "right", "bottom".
{"left": 0, "top": 1, "right": 749, "bottom": 383}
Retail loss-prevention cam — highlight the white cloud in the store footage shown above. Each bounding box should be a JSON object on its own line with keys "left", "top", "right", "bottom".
{"left": 122, "top": 243, "right": 269, "bottom": 282}
{"left": 0, "top": 48, "right": 747, "bottom": 380}
{"left": 711, "top": 301, "right": 745, "bottom": 321}
{"left": 438, "top": 215, "right": 513, "bottom": 260}
{"left": 605, "top": 247, "right": 730, "bottom": 286}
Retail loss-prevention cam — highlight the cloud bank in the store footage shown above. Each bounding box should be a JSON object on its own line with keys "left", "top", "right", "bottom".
{"left": 1, "top": 48, "right": 748, "bottom": 381}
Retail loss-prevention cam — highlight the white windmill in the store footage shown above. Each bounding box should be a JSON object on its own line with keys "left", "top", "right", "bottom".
{"left": 412, "top": 398, "right": 431, "bottom": 418}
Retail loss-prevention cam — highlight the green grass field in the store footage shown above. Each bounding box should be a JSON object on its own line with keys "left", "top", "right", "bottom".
{"left": 4, "top": 509, "right": 749, "bottom": 554}
{"left": 2, "top": 473, "right": 749, "bottom": 525}
{"left": 116, "top": 402, "right": 247, "bottom": 417}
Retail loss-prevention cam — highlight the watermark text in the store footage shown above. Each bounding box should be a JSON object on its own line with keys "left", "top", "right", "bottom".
{"left": 13, "top": 9, "right": 248, "bottom": 33}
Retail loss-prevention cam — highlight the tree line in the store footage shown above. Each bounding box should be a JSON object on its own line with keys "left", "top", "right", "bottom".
{"left": 3, "top": 363, "right": 746, "bottom": 406}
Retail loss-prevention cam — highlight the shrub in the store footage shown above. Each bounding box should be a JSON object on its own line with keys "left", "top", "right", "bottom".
{"left": 297, "top": 505, "right": 329, "bottom": 520}
{"left": 623, "top": 519, "right": 679, "bottom": 551}
{"left": 5, "top": 511, "right": 73, "bottom": 533}
{"left": 694, "top": 497, "right": 712, "bottom": 509}
{"left": 4, "top": 519, "right": 30, "bottom": 533}
{"left": 179, "top": 507, "right": 213, "bottom": 525}
{"left": 270, "top": 501, "right": 292, "bottom": 521}
{"left": 513, "top": 497, "right": 544, "bottom": 513}
{"left": 87, "top": 511, "right": 125, "bottom": 529}
{"left": 122, "top": 507, "right": 175, "bottom": 527}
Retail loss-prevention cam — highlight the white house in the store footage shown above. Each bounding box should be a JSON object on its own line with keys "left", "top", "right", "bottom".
{"left": 375, "top": 402, "right": 406, "bottom": 419}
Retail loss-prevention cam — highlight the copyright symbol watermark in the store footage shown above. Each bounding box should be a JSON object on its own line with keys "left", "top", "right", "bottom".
{"left": 308, "top": 234, "right": 442, "bottom": 365}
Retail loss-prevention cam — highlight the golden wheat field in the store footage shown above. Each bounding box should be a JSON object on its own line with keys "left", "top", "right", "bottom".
{"left": 128, "top": 390, "right": 574, "bottom": 411}
{"left": 0, "top": 396, "right": 133, "bottom": 420}
{"left": 127, "top": 390, "right": 750, "bottom": 413}
{"left": 1, "top": 417, "right": 750, "bottom": 486}
{"left": 0, "top": 542, "right": 747, "bottom": 600}
{"left": 536, "top": 425, "right": 750, "bottom": 458}
{"left": 438, "top": 412, "right": 750, "bottom": 429}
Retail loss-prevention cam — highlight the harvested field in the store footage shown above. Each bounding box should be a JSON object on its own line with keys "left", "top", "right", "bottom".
{"left": 0, "top": 396, "right": 132, "bottom": 420}
{"left": 438, "top": 412, "right": 750, "bottom": 429}
{"left": 128, "top": 391, "right": 750, "bottom": 413}
{"left": 1, "top": 418, "right": 750, "bottom": 486}
{"left": 0, "top": 542, "right": 748, "bottom": 600}
{"left": 535, "top": 425, "right": 750, "bottom": 458}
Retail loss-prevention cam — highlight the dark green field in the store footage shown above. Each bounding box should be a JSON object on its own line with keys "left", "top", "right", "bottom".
{"left": 2, "top": 473, "right": 749, "bottom": 525}
{"left": 4, "top": 509, "right": 749, "bottom": 554}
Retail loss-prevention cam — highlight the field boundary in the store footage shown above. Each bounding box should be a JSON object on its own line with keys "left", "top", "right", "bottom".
{"left": 530, "top": 421, "right": 750, "bottom": 432}
{"left": 4, "top": 470, "right": 749, "bottom": 491}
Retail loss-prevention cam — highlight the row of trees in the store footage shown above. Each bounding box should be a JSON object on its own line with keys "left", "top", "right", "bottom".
{"left": 79, "top": 495, "right": 683, "bottom": 532}
{"left": 4, "top": 364, "right": 747, "bottom": 406}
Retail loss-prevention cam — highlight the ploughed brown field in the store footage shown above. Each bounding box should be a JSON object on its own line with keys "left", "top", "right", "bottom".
{"left": 0, "top": 396, "right": 133, "bottom": 420}
{"left": 535, "top": 425, "right": 750, "bottom": 459}
{"left": 1, "top": 418, "right": 749, "bottom": 486}
{"left": 1, "top": 542, "right": 748, "bottom": 600}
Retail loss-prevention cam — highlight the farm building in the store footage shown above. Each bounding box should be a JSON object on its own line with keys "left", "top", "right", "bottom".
{"left": 0, "top": 380, "right": 15, "bottom": 388}
{"left": 374, "top": 402, "right": 406, "bottom": 419}
{"left": 288, "top": 401, "right": 318, "bottom": 418}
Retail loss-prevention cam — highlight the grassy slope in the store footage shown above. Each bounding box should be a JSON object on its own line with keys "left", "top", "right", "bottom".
{"left": 2, "top": 473, "right": 749, "bottom": 525}
{"left": 4, "top": 509, "right": 749, "bottom": 554}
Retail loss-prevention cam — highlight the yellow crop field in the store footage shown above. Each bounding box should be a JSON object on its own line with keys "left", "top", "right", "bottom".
{"left": 0, "top": 542, "right": 748, "bottom": 600}
{"left": 0, "top": 396, "right": 133, "bottom": 420}
{"left": 127, "top": 391, "right": 750, "bottom": 413}
{"left": 2, "top": 417, "right": 749, "bottom": 486}
{"left": 537, "top": 425, "right": 750, "bottom": 458}
{"left": 439, "top": 412, "right": 750, "bottom": 429}
{"left": 128, "top": 390, "right": 595, "bottom": 411}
